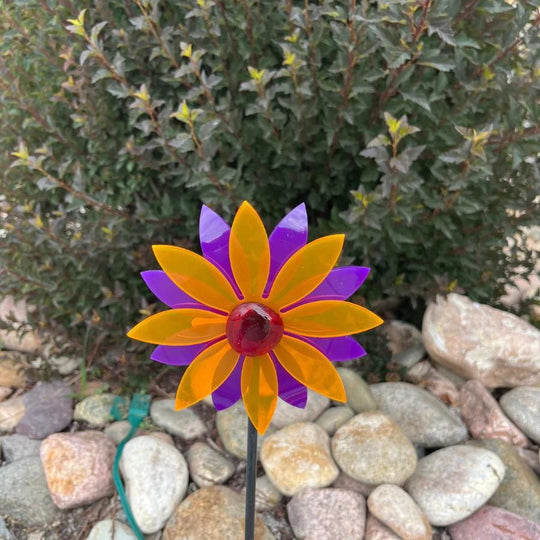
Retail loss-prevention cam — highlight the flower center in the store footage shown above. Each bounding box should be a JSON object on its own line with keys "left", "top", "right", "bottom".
{"left": 226, "top": 302, "right": 284, "bottom": 356}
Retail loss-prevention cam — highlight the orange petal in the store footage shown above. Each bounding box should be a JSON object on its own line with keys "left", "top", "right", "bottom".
{"left": 153, "top": 245, "right": 238, "bottom": 312}
{"left": 127, "top": 309, "right": 226, "bottom": 345}
{"left": 273, "top": 335, "right": 346, "bottom": 402}
{"left": 267, "top": 235, "right": 344, "bottom": 310}
{"left": 241, "top": 354, "right": 278, "bottom": 435}
{"left": 282, "top": 300, "right": 383, "bottom": 337}
{"left": 176, "top": 340, "right": 239, "bottom": 409}
{"left": 229, "top": 201, "right": 270, "bottom": 301}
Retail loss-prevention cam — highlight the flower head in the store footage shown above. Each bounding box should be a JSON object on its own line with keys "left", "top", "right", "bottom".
{"left": 128, "top": 202, "right": 383, "bottom": 434}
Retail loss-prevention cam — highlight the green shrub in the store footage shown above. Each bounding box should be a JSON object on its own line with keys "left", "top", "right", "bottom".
{"left": 1, "top": 0, "right": 538, "bottom": 355}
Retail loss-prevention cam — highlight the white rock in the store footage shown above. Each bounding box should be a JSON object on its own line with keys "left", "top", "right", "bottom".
{"left": 119, "top": 435, "right": 188, "bottom": 534}
{"left": 270, "top": 389, "right": 329, "bottom": 428}
{"left": 0, "top": 297, "right": 41, "bottom": 353}
{"left": 86, "top": 519, "right": 137, "bottom": 540}
{"left": 150, "top": 399, "right": 207, "bottom": 439}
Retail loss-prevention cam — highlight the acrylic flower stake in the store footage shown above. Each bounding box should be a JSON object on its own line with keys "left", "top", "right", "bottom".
{"left": 127, "top": 201, "right": 383, "bottom": 539}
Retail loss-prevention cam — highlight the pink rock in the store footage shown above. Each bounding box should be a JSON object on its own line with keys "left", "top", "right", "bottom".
{"left": 517, "top": 448, "right": 540, "bottom": 475}
{"left": 40, "top": 431, "right": 116, "bottom": 509}
{"left": 459, "top": 380, "right": 529, "bottom": 447}
{"left": 406, "top": 361, "right": 460, "bottom": 406}
{"left": 333, "top": 472, "right": 376, "bottom": 497}
{"left": 365, "top": 514, "right": 401, "bottom": 540}
{"left": 422, "top": 294, "right": 540, "bottom": 388}
{"left": 449, "top": 505, "right": 540, "bottom": 540}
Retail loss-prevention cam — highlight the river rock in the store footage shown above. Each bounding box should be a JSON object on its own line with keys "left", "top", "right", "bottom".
{"left": 287, "top": 488, "right": 366, "bottom": 540}
{"left": 271, "top": 389, "right": 329, "bottom": 428}
{"left": 0, "top": 517, "right": 14, "bottom": 540}
{"left": 332, "top": 411, "right": 417, "bottom": 485}
{"left": 0, "top": 352, "right": 27, "bottom": 388}
{"left": 459, "top": 379, "right": 528, "bottom": 446}
{"left": 104, "top": 420, "right": 134, "bottom": 445}
{"left": 500, "top": 386, "right": 540, "bottom": 445}
{"left": 448, "top": 505, "right": 540, "bottom": 540}
{"left": 336, "top": 368, "right": 377, "bottom": 412}
{"left": 73, "top": 393, "right": 116, "bottom": 426}
{"left": 0, "top": 433, "right": 41, "bottom": 462}
{"left": 370, "top": 382, "right": 468, "bottom": 447}
{"left": 216, "top": 400, "right": 275, "bottom": 459}
{"left": 315, "top": 406, "right": 355, "bottom": 435}
{"left": 0, "top": 395, "right": 25, "bottom": 431}
{"left": 186, "top": 441, "right": 235, "bottom": 487}
{"left": 47, "top": 355, "right": 80, "bottom": 376}
{"left": 0, "top": 456, "right": 59, "bottom": 527}
{"left": 422, "top": 293, "right": 540, "bottom": 387}
{"left": 406, "top": 360, "right": 461, "bottom": 406}
{"left": 261, "top": 422, "right": 339, "bottom": 496}
{"left": 150, "top": 399, "right": 207, "bottom": 439}
{"left": 40, "top": 431, "right": 116, "bottom": 509}
{"left": 333, "top": 472, "right": 377, "bottom": 497}
{"left": 0, "top": 386, "right": 12, "bottom": 402}
{"left": 365, "top": 514, "right": 402, "bottom": 540}
{"left": 382, "top": 320, "right": 425, "bottom": 367}
{"left": 367, "top": 484, "right": 431, "bottom": 540}
{"left": 241, "top": 475, "right": 282, "bottom": 511}
{"left": 0, "top": 297, "right": 41, "bottom": 353}
{"left": 162, "top": 485, "right": 274, "bottom": 540}
{"left": 120, "top": 435, "right": 188, "bottom": 534}
{"left": 468, "top": 438, "right": 540, "bottom": 524}
{"left": 87, "top": 519, "right": 137, "bottom": 540}
{"left": 16, "top": 381, "right": 73, "bottom": 439}
{"left": 405, "top": 445, "right": 505, "bottom": 526}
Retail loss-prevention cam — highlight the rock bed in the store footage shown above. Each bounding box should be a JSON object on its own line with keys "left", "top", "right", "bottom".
{"left": 0, "top": 293, "right": 539, "bottom": 539}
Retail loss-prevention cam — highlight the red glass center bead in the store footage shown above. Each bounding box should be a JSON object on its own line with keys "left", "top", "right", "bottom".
{"left": 226, "top": 302, "right": 284, "bottom": 356}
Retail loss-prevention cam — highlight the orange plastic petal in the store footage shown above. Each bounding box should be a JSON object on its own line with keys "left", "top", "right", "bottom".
{"left": 273, "top": 335, "right": 346, "bottom": 402}
{"left": 241, "top": 354, "right": 278, "bottom": 435}
{"left": 267, "top": 235, "right": 344, "bottom": 310}
{"left": 282, "top": 300, "right": 383, "bottom": 337}
{"left": 229, "top": 201, "right": 270, "bottom": 301}
{"left": 175, "top": 340, "right": 239, "bottom": 409}
{"left": 127, "top": 309, "right": 226, "bottom": 345}
{"left": 153, "top": 245, "right": 238, "bottom": 312}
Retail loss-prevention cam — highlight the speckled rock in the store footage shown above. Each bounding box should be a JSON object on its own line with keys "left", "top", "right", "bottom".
{"left": 73, "top": 393, "right": 116, "bottom": 426}
{"left": 370, "top": 382, "right": 468, "bottom": 447}
{"left": 241, "top": 475, "right": 282, "bottom": 511}
{"left": 104, "top": 421, "right": 134, "bottom": 445}
{"left": 40, "top": 431, "right": 116, "bottom": 509}
{"left": 459, "top": 379, "right": 528, "bottom": 446}
{"left": 367, "top": 484, "right": 431, "bottom": 540}
{"left": 365, "top": 514, "right": 401, "bottom": 540}
{"left": 0, "top": 457, "right": 59, "bottom": 527}
{"left": 500, "top": 386, "right": 540, "bottom": 445}
{"left": 315, "top": 406, "right": 355, "bottom": 435}
{"left": 0, "top": 433, "right": 42, "bottom": 462}
{"left": 336, "top": 368, "right": 377, "bottom": 413}
{"left": 0, "top": 395, "right": 25, "bottom": 431}
{"left": 186, "top": 441, "right": 235, "bottom": 487}
{"left": 332, "top": 411, "right": 417, "bottom": 486}
{"left": 120, "top": 435, "right": 188, "bottom": 534}
{"left": 162, "top": 485, "right": 274, "bottom": 540}
{"left": 86, "top": 519, "right": 137, "bottom": 540}
{"left": 216, "top": 400, "right": 275, "bottom": 459}
{"left": 287, "top": 488, "right": 366, "bottom": 540}
{"left": 448, "top": 505, "right": 540, "bottom": 540}
{"left": 405, "top": 445, "right": 505, "bottom": 526}
{"left": 261, "top": 422, "right": 339, "bottom": 496}
{"left": 468, "top": 438, "right": 540, "bottom": 525}
{"left": 0, "top": 352, "right": 27, "bottom": 388}
{"left": 16, "top": 381, "right": 73, "bottom": 439}
{"left": 422, "top": 293, "right": 540, "bottom": 387}
{"left": 270, "top": 389, "right": 329, "bottom": 428}
{"left": 150, "top": 399, "right": 207, "bottom": 439}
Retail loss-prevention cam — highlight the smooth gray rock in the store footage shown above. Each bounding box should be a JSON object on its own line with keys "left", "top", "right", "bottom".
{"left": 104, "top": 420, "right": 134, "bottom": 445}
{"left": 74, "top": 393, "right": 116, "bottom": 426}
{"left": 500, "top": 386, "right": 540, "bottom": 445}
{"left": 382, "top": 320, "right": 425, "bottom": 367}
{"left": 0, "top": 433, "right": 41, "bottom": 462}
{"left": 186, "top": 441, "right": 235, "bottom": 487}
{"left": 150, "top": 399, "right": 207, "bottom": 440}
{"left": 270, "top": 389, "right": 329, "bottom": 428}
{"left": 86, "top": 519, "right": 137, "bottom": 540}
{"left": 370, "top": 382, "right": 468, "bottom": 447}
{"left": 315, "top": 406, "right": 355, "bottom": 435}
{"left": 336, "top": 368, "right": 377, "bottom": 413}
{"left": 241, "top": 475, "right": 282, "bottom": 511}
{"left": 0, "top": 457, "right": 59, "bottom": 527}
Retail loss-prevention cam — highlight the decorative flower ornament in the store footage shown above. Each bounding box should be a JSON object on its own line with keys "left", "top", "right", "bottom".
{"left": 128, "top": 202, "right": 383, "bottom": 434}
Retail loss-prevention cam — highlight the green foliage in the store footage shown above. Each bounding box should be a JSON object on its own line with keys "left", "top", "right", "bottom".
{"left": 1, "top": 0, "right": 538, "bottom": 354}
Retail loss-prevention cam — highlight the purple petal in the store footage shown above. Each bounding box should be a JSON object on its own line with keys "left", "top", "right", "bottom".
{"left": 151, "top": 342, "right": 213, "bottom": 366}
{"left": 300, "top": 336, "right": 367, "bottom": 362}
{"left": 287, "top": 266, "right": 370, "bottom": 308}
{"left": 212, "top": 357, "right": 243, "bottom": 410}
{"left": 141, "top": 270, "right": 203, "bottom": 308}
{"left": 271, "top": 353, "right": 308, "bottom": 408}
{"left": 264, "top": 203, "right": 308, "bottom": 296}
{"left": 199, "top": 205, "right": 238, "bottom": 289}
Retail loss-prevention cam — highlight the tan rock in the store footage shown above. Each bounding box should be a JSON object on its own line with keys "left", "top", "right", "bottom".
{"left": 0, "top": 297, "right": 41, "bottom": 353}
{"left": 459, "top": 379, "right": 529, "bottom": 447}
{"left": 0, "top": 386, "right": 12, "bottom": 402}
{"left": 422, "top": 293, "right": 540, "bottom": 387}
{"left": 260, "top": 422, "right": 339, "bottom": 496}
{"left": 163, "top": 485, "right": 273, "bottom": 540}
{"left": 0, "top": 352, "right": 27, "bottom": 388}
{"left": 0, "top": 395, "right": 25, "bottom": 431}
{"left": 406, "top": 360, "right": 460, "bottom": 406}
{"left": 40, "top": 431, "right": 116, "bottom": 509}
